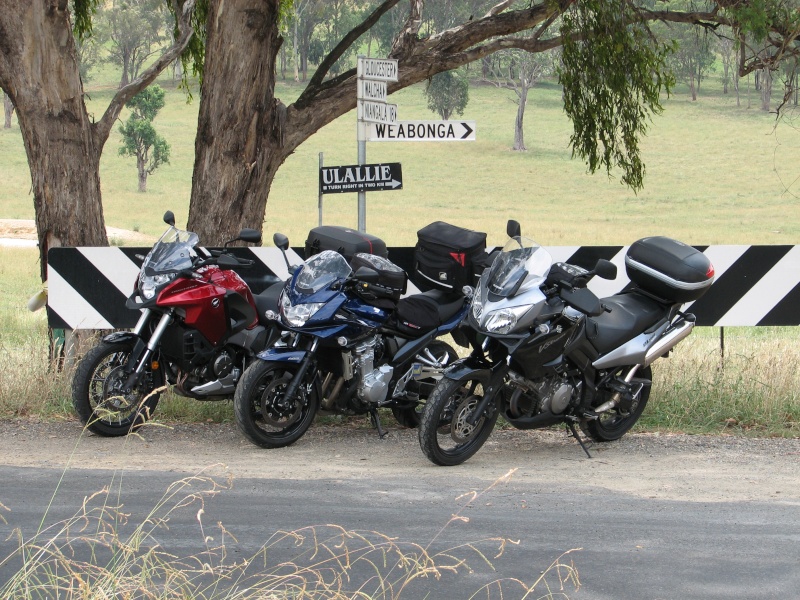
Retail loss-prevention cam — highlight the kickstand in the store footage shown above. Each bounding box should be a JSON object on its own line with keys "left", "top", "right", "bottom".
{"left": 567, "top": 422, "right": 593, "bottom": 458}
{"left": 369, "top": 407, "right": 388, "bottom": 439}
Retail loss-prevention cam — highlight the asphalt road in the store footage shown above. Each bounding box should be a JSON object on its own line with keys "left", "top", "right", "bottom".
{"left": 1, "top": 454, "right": 798, "bottom": 599}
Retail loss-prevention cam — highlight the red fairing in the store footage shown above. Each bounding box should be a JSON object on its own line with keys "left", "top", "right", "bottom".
{"left": 156, "top": 266, "right": 258, "bottom": 344}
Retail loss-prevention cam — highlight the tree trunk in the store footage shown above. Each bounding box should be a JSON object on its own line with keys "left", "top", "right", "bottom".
{"left": 3, "top": 92, "right": 13, "bottom": 128}
{"left": 0, "top": 1, "right": 108, "bottom": 281}
{"left": 138, "top": 154, "right": 148, "bottom": 192}
{"left": 187, "top": 0, "right": 286, "bottom": 242}
{"left": 761, "top": 68, "right": 772, "bottom": 111}
{"left": 120, "top": 51, "right": 131, "bottom": 88}
{"left": 513, "top": 85, "right": 528, "bottom": 152}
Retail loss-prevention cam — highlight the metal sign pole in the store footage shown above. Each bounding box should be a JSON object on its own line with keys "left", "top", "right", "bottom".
{"left": 357, "top": 55, "right": 367, "bottom": 232}
{"left": 318, "top": 152, "right": 324, "bottom": 227}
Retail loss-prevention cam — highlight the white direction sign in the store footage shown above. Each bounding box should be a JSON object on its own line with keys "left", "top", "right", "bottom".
{"left": 366, "top": 120, "right": 476, "bottom": 142}
{"left": 357, "top": 57, "right": 398, "bottom": 82}
{"left": 358, "top": 100, "right": 398, "bottom": 124}
{"left": 360, "top": 79, "right": 388, "bottom": 102}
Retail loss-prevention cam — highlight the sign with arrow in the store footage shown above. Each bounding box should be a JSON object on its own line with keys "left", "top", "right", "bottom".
{"left": 366, "top": 120, "right": 476, "bottom": 142}
{"left": 319, "top": 162, "right": 403, "bottom": 194}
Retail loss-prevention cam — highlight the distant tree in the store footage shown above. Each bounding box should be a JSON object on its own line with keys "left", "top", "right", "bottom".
{"left": 3, "top": 91, "right": 13, "bottom": 128}
{"left": 119, "top": 85, "right": 170, "bottom": 192}
{"left": 668, "top": 24, "right": 715, "bottom": 101}
{"left": 423, "top": 69, "right": 469, "bottom": 120}
{"left": 74, "top": 31, "right": 99, "bottom": 83}
{"left": 96, "top": 0, "right": 167, "bottom": 88}
{"left": 492, "top": 49, "right": 552, "bottom": 151}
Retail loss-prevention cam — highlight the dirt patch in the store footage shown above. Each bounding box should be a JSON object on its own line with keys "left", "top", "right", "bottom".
{"left": 1, "top": 419, "right": 799, "bottom": 504}
{"left": 0, "top": 219, "right": 153, "bottom": 245}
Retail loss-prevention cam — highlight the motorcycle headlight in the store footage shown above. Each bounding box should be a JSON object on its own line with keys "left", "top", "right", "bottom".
{"left": 483, "top": 306, "right": 530, "bottom": 334}
{"left": 471, "top": 282, "right": 484, "bottom": 321}
{"left": 139, "top": 273, "right": 176, "bottom": 300}
{"left": 280, "top": 293, "right": 324, "bottom": 327}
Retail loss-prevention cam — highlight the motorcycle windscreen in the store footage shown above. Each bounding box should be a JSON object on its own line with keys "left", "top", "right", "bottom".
{"left": 142, "top": 226, "right": 200, "bottom": 276}
{"left": 486, "top": 236, "right": 551, "bottom": 297}
{"left": 295, "top": 250, "right": 352, "bottom": 294}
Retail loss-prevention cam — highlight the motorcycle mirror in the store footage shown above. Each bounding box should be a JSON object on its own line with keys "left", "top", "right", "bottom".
{"left": 273, "top": 233, "right": 293, "bottom": 271}
{"left": 593, "top": 259, "right": 617, "bottom": 280}
{"left": 163, "top": 210, "right": 175, "bottom": 226}
{"left": 507, "top": 219, "right": 521, "bottom": 239}
{"left": 238, "top": 228, "right": 262, "bottom": 245}
{"left": 273, "top": 232, "right": 290, "bottom": 251}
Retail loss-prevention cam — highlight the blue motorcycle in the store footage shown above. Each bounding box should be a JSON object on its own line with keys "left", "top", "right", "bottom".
{"left": 233, "top": 247, "right": 469, "bottom": 448}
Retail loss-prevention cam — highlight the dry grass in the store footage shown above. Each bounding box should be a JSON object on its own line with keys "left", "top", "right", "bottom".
{"left": 644, "top": 327, "right": 800, "bottom": 435}
{"left": 0, "top": 468, "right": 580, "bottom": 599}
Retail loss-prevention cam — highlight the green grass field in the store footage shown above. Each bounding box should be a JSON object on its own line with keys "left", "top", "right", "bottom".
{"left": 3, "top": 74, "right": 800, "bottom": 246}
{"left": 1, "top": 72, "right": 799, "bottom": 435}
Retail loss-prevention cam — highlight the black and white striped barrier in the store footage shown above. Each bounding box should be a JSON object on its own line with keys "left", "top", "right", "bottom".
{"left": 46, "top": 244, "right": 800, "bottom": 329}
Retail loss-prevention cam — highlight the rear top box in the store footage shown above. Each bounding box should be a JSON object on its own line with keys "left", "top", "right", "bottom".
{"left": 625, "top": 236, "right": 714, "bottom": 303}
{"left": 305, "top": 225, "right": 388, "bottom": 261}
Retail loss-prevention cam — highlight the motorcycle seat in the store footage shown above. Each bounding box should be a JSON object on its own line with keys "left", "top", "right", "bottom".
{"left": 417, "top": 289, "right": 465, "bottom": 323}
{"left": 254, "top": 282, "right": 284, "bottom": 325}
{"left": 586, "top": 292, "right": 666, "bottom": 354}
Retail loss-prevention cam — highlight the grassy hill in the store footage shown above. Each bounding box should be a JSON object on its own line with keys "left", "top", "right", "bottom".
{"left": 2, "top": 74, "right": 799, "bottom": 248}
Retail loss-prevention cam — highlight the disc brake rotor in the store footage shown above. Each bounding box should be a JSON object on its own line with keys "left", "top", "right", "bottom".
{"left": 260, "top": 376, "right": 303, "bottom": 427}
{"left": 450, "top": 395, "right": 483, "bottom": 443}
{"left": 100, "top": 365, "right": 140, "bottom": 411}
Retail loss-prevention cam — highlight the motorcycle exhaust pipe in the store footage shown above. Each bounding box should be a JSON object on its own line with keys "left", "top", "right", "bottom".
{"left": 643, "top": 318, "right": 694, "bottom": 367}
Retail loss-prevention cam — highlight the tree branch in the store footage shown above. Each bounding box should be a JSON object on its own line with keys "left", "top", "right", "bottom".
{"left": 93, "top": 0, "right": 196, "bottom": 145}
{"left": 295, "top": 0, "right": 401, "bottom": 109}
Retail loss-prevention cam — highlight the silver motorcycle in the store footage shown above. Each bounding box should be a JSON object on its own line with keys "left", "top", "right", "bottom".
{"left": 418, "top": 220, "right": 715, "bottom": 466}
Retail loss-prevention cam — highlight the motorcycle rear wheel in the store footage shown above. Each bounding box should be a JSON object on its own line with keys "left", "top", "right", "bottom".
{"left": 71, "top": 340, "right": 162, "bottom": 437}
{"left": 418, "top": 374, "right": 498, "bottom": 466}
{"left": 234, "top": 361, "right": 319, "bottom": 449}
{"left": 391, "top": 340, "right": 459, "bottom": 429}
{"left": 581, "top": 365, "right": 652, "bottom": 442}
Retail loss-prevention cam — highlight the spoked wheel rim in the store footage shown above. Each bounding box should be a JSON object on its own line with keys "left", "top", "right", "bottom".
{"left": 90, "top": 352, "right": 151, "bottom": 425}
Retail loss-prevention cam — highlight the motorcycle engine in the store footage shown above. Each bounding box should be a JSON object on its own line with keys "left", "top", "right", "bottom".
{"left": 352, "top": 336, "right": 394, "bottom": 404}
{"left": 509, "top": 372, "right": 578, "bottom": 416}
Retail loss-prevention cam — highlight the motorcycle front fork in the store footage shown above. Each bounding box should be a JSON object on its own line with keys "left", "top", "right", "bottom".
{"left": 123, "top": 309, "right": 174, "bottom": 391}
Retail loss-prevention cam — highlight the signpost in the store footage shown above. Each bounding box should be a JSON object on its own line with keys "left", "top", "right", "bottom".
{"left": 319, "top": 163, "right": 403, "bottom": 194}
{"left": 366, "top": 120, "right": 476, "bottom": 142}
{"left": 356, "top": 55, "right": 398, "bottom": 232}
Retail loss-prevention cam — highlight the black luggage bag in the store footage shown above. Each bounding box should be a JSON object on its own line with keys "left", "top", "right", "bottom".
{"left": 414, "top": 221, "right": 487, "bottom": 293}
{"left": 305, "top": 225, "right": 388, "bottom": 261}
{"left": 350, "top": 252, "right": 407, "bottom": 301}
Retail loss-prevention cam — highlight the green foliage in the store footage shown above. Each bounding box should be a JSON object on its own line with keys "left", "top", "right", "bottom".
{"left": 558, "top": 0, "right": 674, "bottom": 191}
{"left": 126, "top": 83, "right": 166, "bottom": 120}
{"left": 423, "top": 69, "right": 470, "bottom": 120}
{"left": 725, "top": 0, "right": 800, "bottom": 43}
{"left": 119, "top": 85, "right": 170, "bottom": 189}
{"left": 71, "top": 0, "right": 101, "bottom": 40}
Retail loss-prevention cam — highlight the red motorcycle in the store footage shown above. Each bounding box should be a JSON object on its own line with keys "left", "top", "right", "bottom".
{"left": 72, "top": 211, "right": 284, "bottom": 436}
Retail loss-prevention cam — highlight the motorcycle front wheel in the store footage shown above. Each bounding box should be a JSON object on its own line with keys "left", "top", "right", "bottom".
{"left": 71, "top": 340, "right": 162, "bottom": 437}
{"left": 391, "top": 340, "right": 459, "bottom": 429}
{"left": 418, "top": 373, "right": 498, "bottom": 466}
{"left": 581, "top": 365, "right": 652, "bottom": 442}
{"left": 234, "top": 361, "right": 319, "bottom": 449}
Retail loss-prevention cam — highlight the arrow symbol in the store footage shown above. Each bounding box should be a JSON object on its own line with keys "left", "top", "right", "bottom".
{"left": 460, "top": 122, "right": 474, "bottom": 139}
{"left": 388, "top": 179, "right": 401, "bottom": 189}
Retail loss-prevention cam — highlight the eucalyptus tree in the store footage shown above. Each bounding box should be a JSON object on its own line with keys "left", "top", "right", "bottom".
{"left": 0, "top": 0, "right": 195, "bottom": 279}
